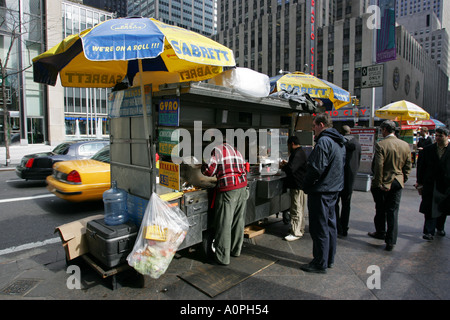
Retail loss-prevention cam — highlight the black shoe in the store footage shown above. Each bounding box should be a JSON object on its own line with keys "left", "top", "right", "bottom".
{"left": 423, "top": 234, "right": 434, "bottom": 241}
{"left": 368, "top": 232, "right": 386, "bottom": 240}
{"left": 337, "top": 231, "right": 347, "bottom": 238}
{"left": 327, "top": 263, "right": 334, "bottom": 268}
{"left": 300, "top": 263, "right": 327, "bottom": 274}
{"left": 436, "top": 230, "right": 446, "bottom": 237}
{"left": 209, "top": 254, "right": 229, "bottom": 266}
{"left": 385, "top": 244, "right": 394, "bottom": 251}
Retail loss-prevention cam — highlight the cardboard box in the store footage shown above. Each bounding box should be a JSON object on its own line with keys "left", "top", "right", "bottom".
{"left": 244, "top": 225, "right": 265, "bottom": 239}
{"left": 55, "top": 214, "right": 104, "bottom": 260}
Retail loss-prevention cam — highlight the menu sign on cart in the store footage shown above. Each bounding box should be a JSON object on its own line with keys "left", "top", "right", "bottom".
{"left": 158, "top": 98, "right": 180, "bottom": 126}
{"left": 159, "top": 161, "right": 181, "bottom": 190}
{"left": 108, "top": 85, "right": 152, "bottom": 118}
{"left": 158, "top": 129, "right": 179, "bottom": 157}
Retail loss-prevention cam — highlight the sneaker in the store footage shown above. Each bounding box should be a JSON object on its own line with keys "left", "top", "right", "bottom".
{"left": 436, "top": 230, "right": 446, "bottom": 237}
{"left": 284, "top": 234, "right": 301, "bottom": 241}
{"left": 422, "top": 234, "right": 434, "bottom": 241}
{"left": 211, "top": 239, "right": 216, "bottom": 253}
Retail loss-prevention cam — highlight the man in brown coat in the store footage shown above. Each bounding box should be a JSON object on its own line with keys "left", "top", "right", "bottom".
{"left": 369, "top": 120, "right": 412, "bottom": 251}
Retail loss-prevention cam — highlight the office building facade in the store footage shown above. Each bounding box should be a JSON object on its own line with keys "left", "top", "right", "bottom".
{"left": 397, "top": 8, "right": 450, "bottom": 92}
{"left": 317, "top": 10, "right": 448, "bottom": 125}
{"left": 213, "top": 0, "right": 334, "bottom": 77}
{"left": 0, "top": 0, "right": 46, "bottom": 146}
{"left": 127, "top": 0, "right": 217, "bottom": 36}
{"left": 83, "top": 0, "right": 127, "bottom": 17}
{"left": 396, "top": 0, "right": 450, "bottom": 31}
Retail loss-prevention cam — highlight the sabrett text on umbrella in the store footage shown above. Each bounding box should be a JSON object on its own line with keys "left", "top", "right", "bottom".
{"left": 170, "top": 40, "right": 231, "bottom": 62}
{"left": 279, "top": 83, "right": 329, "bottom": 96}
{"left": 179, "top": 65, "right": 222, "bottom": 81}
{"left": 64, "top": 72, "right": 122, "bottom": 85}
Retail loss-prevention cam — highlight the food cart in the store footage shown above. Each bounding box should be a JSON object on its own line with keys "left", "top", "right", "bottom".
{"left": 108, "top": 81, "right": 318, "bottom": 253}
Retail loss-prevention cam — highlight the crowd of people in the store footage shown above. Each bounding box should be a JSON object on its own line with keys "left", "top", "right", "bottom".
{"left": 202, "top": 112, "right": 449, "bottom": 274}
{"left": 278, "top": 114, "right": 449, "bottom": 274}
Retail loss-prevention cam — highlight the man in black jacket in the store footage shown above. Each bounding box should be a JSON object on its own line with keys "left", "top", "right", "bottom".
{"left": 416, "top": 127, "right": 449, "bottom": 240}
{"left": 281, "top": 136, "right": 308, "bottom": 241}
{"left": 301, "top": 113, "right": 346, "bottom": 274}
{"left": 417, "top": 127, "right": 433, "bottom": 151}
{"left": 336, "top": 125, "right": 361, "bottom": 237}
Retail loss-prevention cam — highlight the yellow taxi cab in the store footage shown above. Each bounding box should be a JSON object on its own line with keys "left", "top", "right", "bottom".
{"left": 46, "top": 146, "right": 110, "bottom": 202}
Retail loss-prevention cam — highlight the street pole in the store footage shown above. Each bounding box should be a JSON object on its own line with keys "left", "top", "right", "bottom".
{"left": 370, "top": 7, "right": 376, "bottom": 128}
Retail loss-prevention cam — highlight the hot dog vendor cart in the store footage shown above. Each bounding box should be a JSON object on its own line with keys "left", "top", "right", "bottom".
{"left": 108, "top": 81, "right": 317, "bottom": 252}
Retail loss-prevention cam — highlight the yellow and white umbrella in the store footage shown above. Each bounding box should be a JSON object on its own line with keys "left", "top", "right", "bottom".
{"left": 33, "top": 17, "right": 235, "bottom": 88}
{"left": 270, "top": 72, "right": 351, "bottom": 109}
{"left": 33, "top": 17, "right": 236, "bottom": 183}
{"left": 375, "top": 100, "right": 430, "bottom": 121}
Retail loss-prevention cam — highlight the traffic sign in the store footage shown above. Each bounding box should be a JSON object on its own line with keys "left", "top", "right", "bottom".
{"left": 361, "top": 64, "right": 384, "bottom": 88}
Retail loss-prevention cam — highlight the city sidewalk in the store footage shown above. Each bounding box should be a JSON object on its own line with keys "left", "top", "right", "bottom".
{"left": 0, "top": 169, "right": 449, "bottom": 303}
{"left": 0, "top": 144, "right": 54, "bottom": 169}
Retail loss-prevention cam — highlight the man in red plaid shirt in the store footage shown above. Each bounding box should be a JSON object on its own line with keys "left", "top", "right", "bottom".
{"left": 202, "top": 142, "right": 248, "bottom": 265}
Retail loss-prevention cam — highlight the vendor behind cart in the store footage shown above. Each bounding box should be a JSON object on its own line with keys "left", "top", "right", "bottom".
{"left": 202, "top": 141, "right": 248, "bottom": 265}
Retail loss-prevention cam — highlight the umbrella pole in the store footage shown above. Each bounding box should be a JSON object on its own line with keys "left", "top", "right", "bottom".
{"left": 138, "top": 59, "right": 156, "bottom": 194}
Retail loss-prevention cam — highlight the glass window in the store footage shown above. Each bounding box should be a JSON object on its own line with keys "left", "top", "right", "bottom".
{"left": 26, "top": 90, "right": 43, "bottom": 117}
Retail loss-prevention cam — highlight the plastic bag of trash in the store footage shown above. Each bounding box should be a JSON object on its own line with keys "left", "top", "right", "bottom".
{"left": 209, "top": 67, "right": 270, "bottom": 98}
{"left": 127, "top": 192, "right": 189, "bottom": 278}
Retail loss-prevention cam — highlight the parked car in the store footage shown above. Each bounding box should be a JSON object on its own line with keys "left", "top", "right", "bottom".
{"left": 15, "top": 140, "right": 109, "bottom": 180}
{"left": 46, "top": 145, "right": 111, "bottom": 202}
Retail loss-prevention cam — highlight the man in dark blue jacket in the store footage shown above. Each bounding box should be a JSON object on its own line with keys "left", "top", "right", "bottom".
{"left": 301, "top": 113, "right": 346, "bottom": 274}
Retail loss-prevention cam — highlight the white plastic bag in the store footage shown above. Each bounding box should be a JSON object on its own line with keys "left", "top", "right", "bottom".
{"left": 127, "top": 193, "right": 189, "bottom": 278}
{"left": 209, "top": 67, "right": 270, "bottom": 98}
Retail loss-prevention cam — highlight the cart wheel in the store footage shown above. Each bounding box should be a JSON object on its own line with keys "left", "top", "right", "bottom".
{"left": 282, "top": 210, "right": 291, "bottom": 225}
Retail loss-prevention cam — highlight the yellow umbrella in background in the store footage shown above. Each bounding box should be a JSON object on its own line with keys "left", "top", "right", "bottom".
{"left": 270, "top": 72, "right": 351, "bottom": 109}
{"left": 375, "top": 100, "right": 430, "bottom": 121}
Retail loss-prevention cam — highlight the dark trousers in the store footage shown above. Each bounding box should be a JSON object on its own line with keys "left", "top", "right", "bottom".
{"left": 307, "top": 192, "right": 338, "bottom": 269}
{"left": 370, "top": 179, "right": 403, "bottom": 245}
{"left": 335, "top": 189, "right": 353, "bottom": 235}
{"left": 423, "top": 214, "right": 447, "bottom": 235}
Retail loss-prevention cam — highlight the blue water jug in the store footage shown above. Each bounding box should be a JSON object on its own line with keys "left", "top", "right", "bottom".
{"left": 103, "top": 180, "right": 129, "bottom": 226}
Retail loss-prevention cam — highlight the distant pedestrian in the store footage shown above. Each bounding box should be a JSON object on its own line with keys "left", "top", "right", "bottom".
{"left": 336, "top": 125, "right": 361, "bottom": 237}
{"left": 280, "top": 135, "right": 308, "bottom": 241}
{"left": 416, "top": 127, "right": 450, "bottom": 240}
{"left": 302, "top": 113, "right": 345, "bottom": 273}
{"left": 414, "top": 127, "right": 433, "bottom": 168}
{"left": 369, "top": 120, "right": 412, "bottom": 251}
{"left": 417, "top": 127, "right": 433, "bottom": 151}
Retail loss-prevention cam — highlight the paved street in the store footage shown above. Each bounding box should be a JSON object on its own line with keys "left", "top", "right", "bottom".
{"left": 0, "top": 145, "right": 449, "bottom": 316}
{"left": 1, "top": 163, "right": 449, "bottom": 305}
